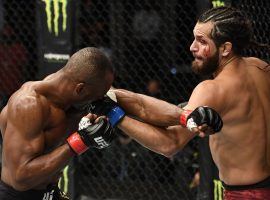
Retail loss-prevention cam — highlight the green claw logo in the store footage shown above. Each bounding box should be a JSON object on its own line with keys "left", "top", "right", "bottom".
{"left": 213, "top": 179, "right": 224, "bottom": 200}
{"left": 212, "top": 0, "right": 225, "bottom": 8}
{"left": 43, "top": 0, "right": 68, "bottom": 36}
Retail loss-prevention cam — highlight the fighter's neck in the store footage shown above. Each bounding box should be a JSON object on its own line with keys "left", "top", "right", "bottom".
{"left": 37, "top": 73, "right": 74, "bottom": 110}
{"left": 213, "top": 55, "right": 241, "bottom": 78}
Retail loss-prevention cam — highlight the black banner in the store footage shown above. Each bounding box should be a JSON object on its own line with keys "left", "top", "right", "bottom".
{"left": 37, "top": 0, "right": 74, "bottom": 78}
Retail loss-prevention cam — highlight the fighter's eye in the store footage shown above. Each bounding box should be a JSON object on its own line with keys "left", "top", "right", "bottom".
{"left": 200, "top": 40, "right": 207, "bottom": 44}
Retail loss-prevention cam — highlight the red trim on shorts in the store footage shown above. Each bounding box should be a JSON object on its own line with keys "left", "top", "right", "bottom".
{"left": 224, "top": 188, "right": 270, "bottom": 200}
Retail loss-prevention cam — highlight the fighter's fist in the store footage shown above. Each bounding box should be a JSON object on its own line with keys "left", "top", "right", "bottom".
{"left": 180, "top": 106, "right": 223, "bottom": 133}
{"left": 67, "top": 117, "right": 115, "bottom": 155}
{"left": 88, "top": 91, "right": 125, "bottom": 127}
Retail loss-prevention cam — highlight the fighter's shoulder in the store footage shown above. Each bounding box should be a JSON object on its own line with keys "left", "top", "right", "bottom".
{"left": 8, "top": 90, "right": 50, "bottom": 120}
{"left": 188, "top": 80, "right": 224, "bottom": 108}
{"left": 245, "top": 57, "right": 269, "bottom": 68}
{"left": 245, "top": 56, "right": 268, "bottom": 64}
{"left": 192, "top": 79, "right": 222, "bottom": 96}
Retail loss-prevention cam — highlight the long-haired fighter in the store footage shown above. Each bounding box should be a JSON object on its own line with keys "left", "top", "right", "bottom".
{"left": 91, "top": 7, "right": 270, "bottom": 200}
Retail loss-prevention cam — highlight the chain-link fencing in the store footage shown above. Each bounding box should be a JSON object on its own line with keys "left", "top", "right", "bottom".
{"left": 0, "top": 0, "right": 269, "bottom": 200}
{"left": 73, "top": 1, "right": 270, "bottom": 199}
{"left": 232, "top": 0, "right": 270, "bottom": 61}
{"left": 0, "top": 0, "right": 38, "bottom": 110}
{"left": 74, "top": 0, "right": 200, "bottom": 199}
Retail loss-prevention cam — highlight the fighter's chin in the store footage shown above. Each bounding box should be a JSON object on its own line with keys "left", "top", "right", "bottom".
{"left": 191, "top": 60, "right": 204, "bottom": 74}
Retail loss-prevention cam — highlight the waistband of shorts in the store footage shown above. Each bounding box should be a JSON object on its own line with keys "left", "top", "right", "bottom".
{"left": 222, "top": 176, "right": 270, "bottom": 191}
{"left": 0, "top": 179, "right": 55, "bottom": 195}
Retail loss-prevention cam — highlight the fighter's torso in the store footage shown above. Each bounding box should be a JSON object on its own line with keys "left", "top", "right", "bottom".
{"left": 209, "top": 57, "right": 270, "bottom": 185}
{"left": 0, "top": 81, "right": 77, "bottom": 189}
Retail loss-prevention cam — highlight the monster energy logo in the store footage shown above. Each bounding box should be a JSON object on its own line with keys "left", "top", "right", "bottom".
{"left": 213, "top": 179, "right": 224, "bottom": 200}
{"left": 43, "top": 0, "right": 68, "bottom": 36}
{"left": 212, "top": 0, "right": 225, "bottom": 8}
{"left": 58, "top": 166, "right": 69, "bottom": 194}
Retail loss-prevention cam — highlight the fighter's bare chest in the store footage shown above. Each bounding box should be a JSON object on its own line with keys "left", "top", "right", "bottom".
{"left": 44, "top": 121, "right": 68, "bottom": 149}
{"left": 43, "top": 106, "right": 84, "bottom": 150}
{"left": 43, "top": 108, "right": 70, "bottom": 149}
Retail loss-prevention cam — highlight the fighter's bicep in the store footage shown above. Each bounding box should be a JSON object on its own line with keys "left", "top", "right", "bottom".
{"left": 4, "top": 125, "right": 45, "bottom": 167}
{"left": 5, "top": 96, "right": 48, "bottom": 163}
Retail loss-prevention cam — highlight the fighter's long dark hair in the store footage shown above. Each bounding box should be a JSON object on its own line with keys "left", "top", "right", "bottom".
{"left": 198, "top": 6, "right": 269, "bottom": 56}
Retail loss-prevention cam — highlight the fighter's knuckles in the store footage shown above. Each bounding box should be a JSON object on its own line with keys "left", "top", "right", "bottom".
{"left": 190, "top": 106, "right": 223, "bottom": 133}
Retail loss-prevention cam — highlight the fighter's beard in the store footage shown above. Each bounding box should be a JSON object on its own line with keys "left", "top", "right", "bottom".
{"left": 191, "top": 51, "right": 219, "bottom": 76}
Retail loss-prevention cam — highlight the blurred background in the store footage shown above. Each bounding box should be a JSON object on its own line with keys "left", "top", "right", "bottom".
{"left": 0, "top": 0, "right": 269, "bottom": 199}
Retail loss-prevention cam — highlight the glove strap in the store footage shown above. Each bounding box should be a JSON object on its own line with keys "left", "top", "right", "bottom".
{"left": 108, "top": 106, "right": 125, "bottom": 127}
{"left": 179, "top": 110, "right": 192, "bottom": 126}
{"left": 67, "top": 132, "right": 89, "bottom": 155}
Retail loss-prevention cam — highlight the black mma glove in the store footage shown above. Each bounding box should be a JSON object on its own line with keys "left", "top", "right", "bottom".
{"left": 67, "top": 117, "right": 115, "bottom": 155}
{"left": 88, "top": 92, "right": 125, "bottom": 127}
{"left": 180, "top": 106, "right": 223, "bottom": 133}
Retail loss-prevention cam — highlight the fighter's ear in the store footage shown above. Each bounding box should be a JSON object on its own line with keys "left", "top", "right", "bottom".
{"left": 75, "top": 83, "right": 85, "bottom": 95}
{"left": 221, "top": 42, "right": 233, "bottom": 57}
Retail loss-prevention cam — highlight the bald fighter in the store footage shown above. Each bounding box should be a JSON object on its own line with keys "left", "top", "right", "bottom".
{"left": 0, "top": 47, "right": 115, "bottom": 200}
{"left": 91, "top": 7, "right": 270, "bottom": 200}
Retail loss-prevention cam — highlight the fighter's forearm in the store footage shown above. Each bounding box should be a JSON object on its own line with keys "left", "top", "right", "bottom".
{"left": 118, "top": 116, "right": 196, "bottom": 157}
{"left": 15, "top": 144, "right": 73, "bottom": 191}
{"left": 114, "top": 89, "right": 182, "bottom": 126}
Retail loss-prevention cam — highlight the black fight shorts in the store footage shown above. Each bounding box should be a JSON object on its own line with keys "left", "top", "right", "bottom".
{"left": 0, "top": 180, "right": 70, "bottom": 200}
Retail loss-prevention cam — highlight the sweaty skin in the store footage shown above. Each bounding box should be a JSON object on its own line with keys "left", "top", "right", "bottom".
{"left": 0, "top": 80, "right": 76, "bottom": 191}
{"left": 0, "top": 69, "right": 113, "bottom": 191}
{"left": 112, "top": 22, "right": 270, "bottom": 186}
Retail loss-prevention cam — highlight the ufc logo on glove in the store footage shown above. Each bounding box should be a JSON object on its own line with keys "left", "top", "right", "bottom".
{"left": 94, "top": 136, "right": 109, "bottom": 149}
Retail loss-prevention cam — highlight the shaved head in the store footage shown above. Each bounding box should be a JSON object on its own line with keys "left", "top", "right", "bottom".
{"left": 63, "top": 47, "right": 113, "bottom": 85}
